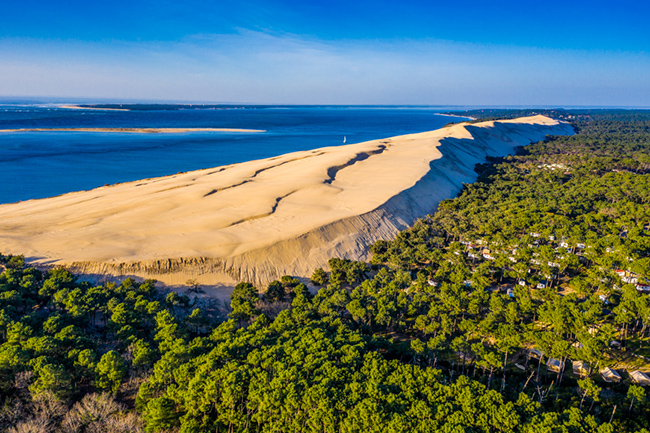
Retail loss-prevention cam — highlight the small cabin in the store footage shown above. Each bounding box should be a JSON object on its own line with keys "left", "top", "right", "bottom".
{"left": 629, "top": 371, "right": 650, "bottom": 386}
{"left": 547, "top": 358, "right": 564, "bottom": 373}
{"left": 637, "top": 283, "right": 650, "bottom": 293}
{"left": 573, "top": 361, "right": 589, "bottom": 377}
{"left": 600, "top": 367, "right": 622, "bottom": 383}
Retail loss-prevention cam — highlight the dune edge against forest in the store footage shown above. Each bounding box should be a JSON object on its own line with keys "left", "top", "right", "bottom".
{"left": 0, "top": 115, "right": 574, "bottom": 293}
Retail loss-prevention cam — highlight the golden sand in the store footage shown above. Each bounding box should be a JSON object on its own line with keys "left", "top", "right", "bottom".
{"left": 0, "top": 115, "right": 573, "bottom": 290}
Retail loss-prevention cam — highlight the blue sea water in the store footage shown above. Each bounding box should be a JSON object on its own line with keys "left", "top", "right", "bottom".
{"left": 0, "top": 104, "right": 468, "bottom": 204}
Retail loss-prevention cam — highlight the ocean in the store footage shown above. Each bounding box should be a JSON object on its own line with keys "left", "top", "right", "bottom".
{"left": 0, "top": 104, "right": 468, "bottom": 204}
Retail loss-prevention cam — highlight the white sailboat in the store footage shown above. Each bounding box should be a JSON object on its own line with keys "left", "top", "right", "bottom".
{"left": 343, "top": 136, "right": 346, "bottom": 144}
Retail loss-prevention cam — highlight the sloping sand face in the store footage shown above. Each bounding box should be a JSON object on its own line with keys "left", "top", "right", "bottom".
{"left": 0, "top": 115, "right": 574, "bottom": 288}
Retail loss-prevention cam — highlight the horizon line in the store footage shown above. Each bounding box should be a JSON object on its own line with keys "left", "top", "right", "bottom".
{"left": 1, "top": 97, "right": 649, "bottom": 110}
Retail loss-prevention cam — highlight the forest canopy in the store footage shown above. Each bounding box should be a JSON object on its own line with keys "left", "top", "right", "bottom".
{"left": 2, "top": 110, "right": 650, "bottom": 432}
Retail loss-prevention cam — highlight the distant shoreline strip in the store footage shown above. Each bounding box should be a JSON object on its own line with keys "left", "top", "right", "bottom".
{"left": 0, "top": 127, "right": 266, "bottom": 134}
{"left": 61, "top": 104, "right": 130, "bottom": 111}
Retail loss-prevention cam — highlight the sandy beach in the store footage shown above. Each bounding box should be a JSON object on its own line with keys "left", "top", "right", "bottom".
{"left": 0, "top": 127, "right": 265, "bottom": 133}
{"left": 0, "top": 115, "right": 573, "bottom": 289}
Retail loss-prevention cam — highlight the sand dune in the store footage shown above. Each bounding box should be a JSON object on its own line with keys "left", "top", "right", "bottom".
{"left": 0, "top": 115, "right": 574, "bottom": 289}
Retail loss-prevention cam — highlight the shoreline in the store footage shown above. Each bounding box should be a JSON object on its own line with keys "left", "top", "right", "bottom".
{"left": 0, "top": 127, "right": 266, "bottom": 133}
{"left": 437, "top": 112, "right": 477, "bottom": 120}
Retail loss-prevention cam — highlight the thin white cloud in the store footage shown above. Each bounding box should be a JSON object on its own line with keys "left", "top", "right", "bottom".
{"left": 0, "top": 31, "right": 649, "bottom": 105}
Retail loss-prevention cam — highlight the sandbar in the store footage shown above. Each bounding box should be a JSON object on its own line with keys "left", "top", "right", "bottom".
{"left": 0, "top": 127, "right": 265, "bottom": 133}
{"left": 61, "top": 105, "right": 130, "bottom": 111}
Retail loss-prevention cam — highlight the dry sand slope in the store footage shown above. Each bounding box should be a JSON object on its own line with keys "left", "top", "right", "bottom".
{"left": 0, "top": 115, "right": 574, "bottom": 289}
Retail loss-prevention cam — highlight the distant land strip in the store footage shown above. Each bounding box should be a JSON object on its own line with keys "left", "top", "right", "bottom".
{"left": 61, "top": 104, "right": 131, "bottom": 111}
{"left": 0, "top": 127, "right": 266, "bottom": 133}
{"left": 60, "top": 104, "right": 257, "bottom": 111}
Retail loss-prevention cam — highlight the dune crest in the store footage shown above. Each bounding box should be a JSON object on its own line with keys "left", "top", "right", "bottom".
{"left": 0, "top": 115, "right": 574, "bottom": 288}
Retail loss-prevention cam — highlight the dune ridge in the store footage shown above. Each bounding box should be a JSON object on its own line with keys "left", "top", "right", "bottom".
{"left": 0, "top": 115, "right": 574, "bottom": 288}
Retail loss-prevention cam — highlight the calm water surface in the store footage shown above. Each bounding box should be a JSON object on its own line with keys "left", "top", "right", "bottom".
{"left": 0, "top": 105, "right": 468, "bottom": 204}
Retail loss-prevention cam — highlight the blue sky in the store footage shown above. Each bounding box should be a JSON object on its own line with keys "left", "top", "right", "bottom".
{"left": 1, "top": 0, "right": 649, "bottom": 105}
